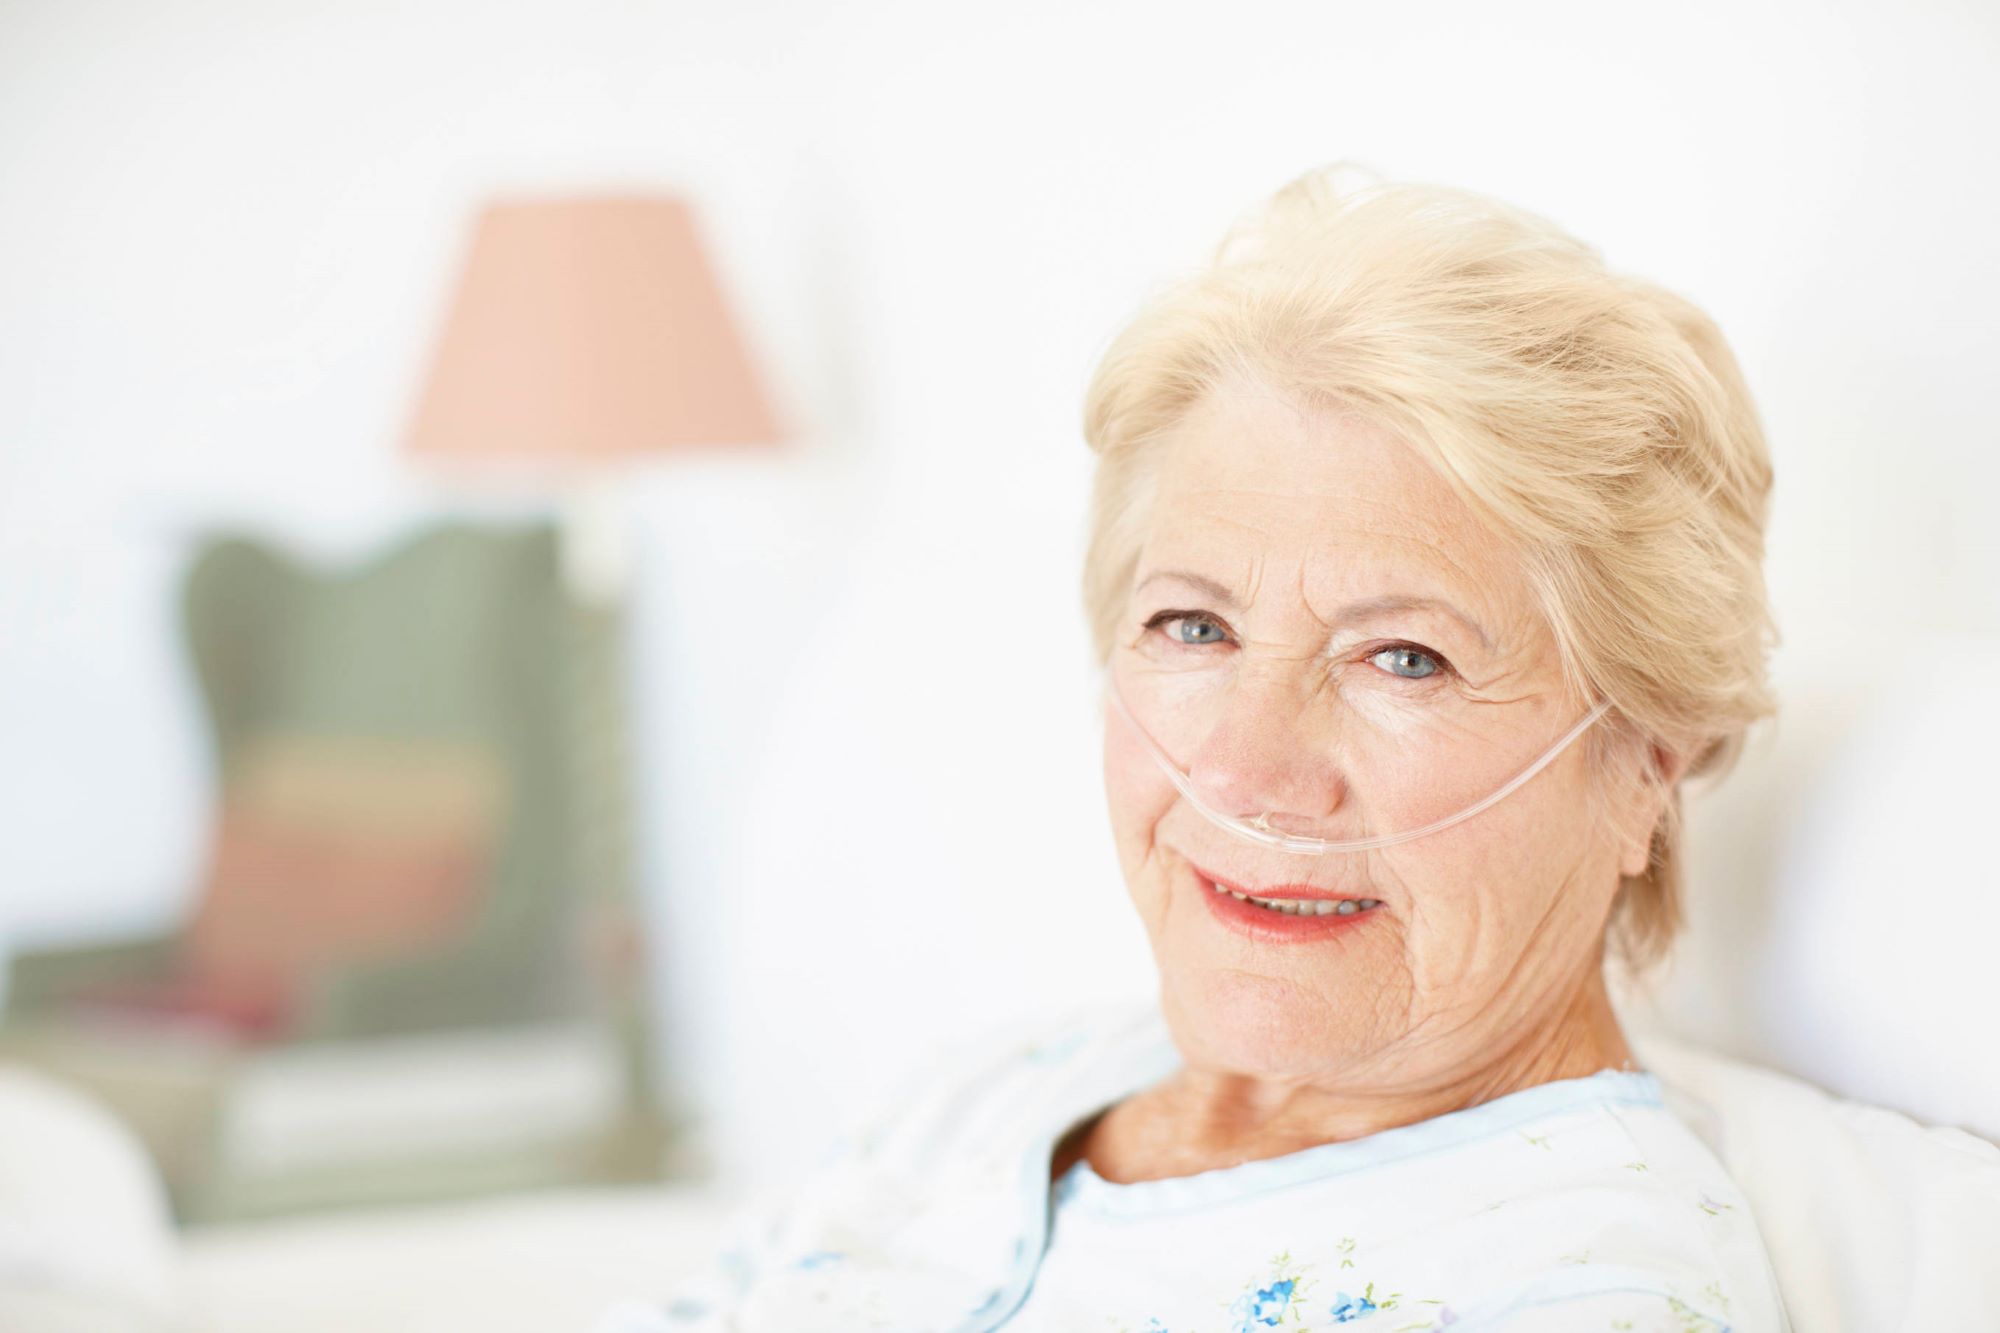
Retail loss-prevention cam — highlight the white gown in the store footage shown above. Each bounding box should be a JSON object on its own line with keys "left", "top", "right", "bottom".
{"left": 596, "top": 1001, "right": 1790, "bottom": 1332}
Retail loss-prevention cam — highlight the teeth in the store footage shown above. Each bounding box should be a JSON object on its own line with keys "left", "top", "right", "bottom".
{"left": 1212, "top": 882, "right": 1380, "bottom": 916}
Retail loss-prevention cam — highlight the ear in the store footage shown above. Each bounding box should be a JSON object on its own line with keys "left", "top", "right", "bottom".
{"left": 1618, "top": 738, "right": 1693, "bottom": 881}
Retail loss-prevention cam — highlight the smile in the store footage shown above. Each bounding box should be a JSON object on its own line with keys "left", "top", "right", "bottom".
{"left": 1190, "top": 863, "right": 1384, "bottom": 940}
{"left": 1212, "top": 883, "right": 1383, "bottom": 916}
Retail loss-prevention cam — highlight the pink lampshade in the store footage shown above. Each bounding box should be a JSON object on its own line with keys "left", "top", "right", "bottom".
{"left": 402, "top": 195, "right": 783, "bottom": 464}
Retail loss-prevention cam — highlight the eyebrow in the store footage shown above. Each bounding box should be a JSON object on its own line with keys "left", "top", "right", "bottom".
{"left": 1135, "top": 569, "right": 1494, "bottom": 653}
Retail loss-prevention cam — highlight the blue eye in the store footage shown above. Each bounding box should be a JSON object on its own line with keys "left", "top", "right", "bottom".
{"left": 1142, "top": 611, "right": 1228, "bottom": 646}
{"left": 1371, "top": 645, "right": 1441, "bottom": 679}
{"left": 1169, "top": 616, "right": 1226, "bottom": 645}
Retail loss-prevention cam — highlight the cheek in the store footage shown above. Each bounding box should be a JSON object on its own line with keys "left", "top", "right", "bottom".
{"left": 1101, "top": 713, "right": 1175, "bottom": 851}
{"left": 1335, "top": 687, "right": 1544, "bottom": 832}
{"left": 1102, "top": 716, "right": 1181, "bottom": 929}
{"left": 1388, "top": 763, "right": 1616, "bottom": 985}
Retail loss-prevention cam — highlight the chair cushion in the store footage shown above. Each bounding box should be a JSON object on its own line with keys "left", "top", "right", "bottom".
{"left": 184, "top": 732, "right": 504, "bottom": 1027}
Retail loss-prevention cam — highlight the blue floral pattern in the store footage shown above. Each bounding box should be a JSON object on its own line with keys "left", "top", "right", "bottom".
{"left": 1228, "top": 1274, "right": 1296, "bottom": 1328}
{"left": 1116, "top": 1244, "right": 1457, "bottom": 1332}
{"left": 1326, "top": 1287, "right": 1377, "bottom": 1322}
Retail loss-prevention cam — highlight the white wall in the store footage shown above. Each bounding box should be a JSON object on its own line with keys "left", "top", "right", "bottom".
{"left": 3, "top": 0, "right": 1996, "bottom": 1193}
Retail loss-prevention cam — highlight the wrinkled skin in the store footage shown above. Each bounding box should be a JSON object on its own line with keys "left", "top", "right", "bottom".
{"left": 1077, "top": 373, "right": 1681, "bottom": 1184}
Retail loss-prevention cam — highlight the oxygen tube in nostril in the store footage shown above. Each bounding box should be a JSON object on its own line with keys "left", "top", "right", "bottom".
{"left": 1102, "top": 671, "right": 1613, "bottom": 855}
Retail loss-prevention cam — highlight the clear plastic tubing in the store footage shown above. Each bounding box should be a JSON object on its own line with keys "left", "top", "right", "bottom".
{"left": 1103, "top": 674, "right": 1613, "bottom": 855}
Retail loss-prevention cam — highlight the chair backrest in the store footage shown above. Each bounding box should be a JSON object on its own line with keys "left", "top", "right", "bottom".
{"left": 177, "top": 522, "right": 607, "bottom": 1039}
{"left": 1632, "top": 1028, "right": 2000, "bottom": 1330}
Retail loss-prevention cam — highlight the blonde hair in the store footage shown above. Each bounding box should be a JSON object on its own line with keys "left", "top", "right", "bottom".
{"left": 1080, "top": 166, "right": 1777, "bottom": 970}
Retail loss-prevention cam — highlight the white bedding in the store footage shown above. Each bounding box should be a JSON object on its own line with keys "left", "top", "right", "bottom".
{"left": 175, "top": 1035, "right": 2000, "bottom": 1332}
{"left": 8, "top": 1035, "right": 1999, "bottom": 1332}
{"left": 1633, "top": 1028, "right": 2000, "bottom": 1330}
{"left": 178, "top": 1183, "right": 741, "bottom": 1333}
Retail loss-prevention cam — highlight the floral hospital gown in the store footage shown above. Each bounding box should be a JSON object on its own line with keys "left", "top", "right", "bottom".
{"left": 596, "top": 1001, "right": 1790, "bottom": 1332}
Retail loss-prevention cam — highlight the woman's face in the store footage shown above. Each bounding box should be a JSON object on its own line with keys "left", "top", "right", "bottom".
{"left": 1102, "top": 375, "right": 1652, "bottom": 1093}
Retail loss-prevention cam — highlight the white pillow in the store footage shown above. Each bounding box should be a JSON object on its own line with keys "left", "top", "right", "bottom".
{"left": 1632, "top": 1028, "right": 2000, "bottom": 1331}
{"left": 1754, "top": 635, "right": 2000, "bottom": 1141}
{"left": 0, "top": 1066, "right": 182, "bottom": 1333}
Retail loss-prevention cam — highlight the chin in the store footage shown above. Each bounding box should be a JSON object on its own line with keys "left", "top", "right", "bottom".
{"left": 1159, "top": 966, "right": 1372, "bottom": 1080}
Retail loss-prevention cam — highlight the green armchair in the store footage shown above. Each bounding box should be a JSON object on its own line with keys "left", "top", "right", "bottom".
{"left": 2, "top": 521, "right": 671, "bottom": 1222}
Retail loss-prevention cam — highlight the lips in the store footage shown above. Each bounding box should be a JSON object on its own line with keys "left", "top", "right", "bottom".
{"left": 1189, "top": 861, "right": 1384, "bottom": 942}
{"left": 1190, "top": 863, "right": 1373, "bottom": 903}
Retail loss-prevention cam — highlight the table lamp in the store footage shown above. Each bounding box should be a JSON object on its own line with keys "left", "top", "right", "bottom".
{"left": 400, "top": 193, "right": 784, "bottom": 599}
{"left": 398, "top": 194, "right": 784, "bottom": 1177}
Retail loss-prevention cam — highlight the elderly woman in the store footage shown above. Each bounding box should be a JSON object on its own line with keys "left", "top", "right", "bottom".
{"left": 600, "top": 169, "right": 1787, "bottom": 1332}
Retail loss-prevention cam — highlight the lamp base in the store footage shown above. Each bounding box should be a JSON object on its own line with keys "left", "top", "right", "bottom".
{"left": 559, "top": 478, "right": 631, "bottom": 606}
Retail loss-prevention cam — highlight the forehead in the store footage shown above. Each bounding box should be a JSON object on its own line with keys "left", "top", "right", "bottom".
{"left": 1140, "top": 380, "right": 1527, "bottom": 614}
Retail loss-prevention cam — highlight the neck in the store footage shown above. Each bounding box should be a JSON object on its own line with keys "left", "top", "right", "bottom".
{"left": 1121, "top": 963, "right": 1634, "bottom": 1179}
{"left": 1451, "top": 963, "right": 1635, "bottom": 1103}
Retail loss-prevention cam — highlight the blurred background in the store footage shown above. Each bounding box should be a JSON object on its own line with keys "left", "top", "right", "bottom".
{"left": 1, "top": 0, "right": 1996, "bottom": 1329}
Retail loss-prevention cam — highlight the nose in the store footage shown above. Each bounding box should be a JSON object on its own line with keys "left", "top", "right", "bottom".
{"left": 1183, "top": 674, "right": 1349, "bottom": 836}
